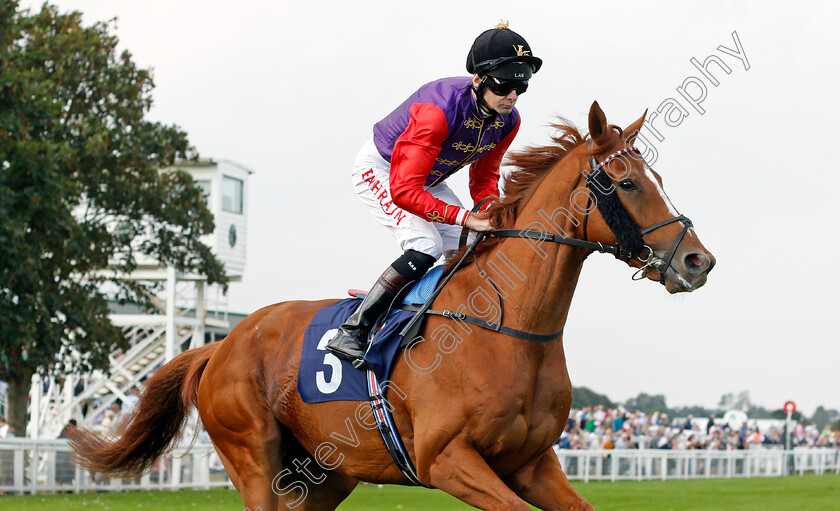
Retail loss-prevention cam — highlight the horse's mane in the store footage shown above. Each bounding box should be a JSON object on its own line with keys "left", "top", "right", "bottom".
{"left": 446, "top": 117, "right": 623, "bottom": 271}
{"left": 488, "top": 118, "right": 585, "bottom": 230}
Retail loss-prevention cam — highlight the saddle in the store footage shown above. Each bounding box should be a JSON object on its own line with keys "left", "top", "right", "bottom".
{"left": 296, "top": 266, "right": 444, "bottom": 405}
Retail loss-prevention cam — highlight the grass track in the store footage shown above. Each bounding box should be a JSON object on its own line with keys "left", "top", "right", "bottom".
{"left": 1, "top": 475, "right": 838, "bottom": 510}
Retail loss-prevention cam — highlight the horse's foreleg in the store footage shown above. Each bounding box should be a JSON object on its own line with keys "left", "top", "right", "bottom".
{"left": 505, "top": 448, "right": 593, "bottom": 511}
{"left": 418, "top": 437, "right": 531, "bottom": 511}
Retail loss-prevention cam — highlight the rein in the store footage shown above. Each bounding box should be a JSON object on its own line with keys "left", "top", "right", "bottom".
{"left": 399, "top": 230, "right": 566, "bottom": 343}
{"left": 399, "top": 144, "right": 695, "bottom": 342}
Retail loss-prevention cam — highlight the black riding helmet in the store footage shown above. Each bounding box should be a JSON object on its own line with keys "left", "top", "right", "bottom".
{"left": 466, "top": 22, "right": 542, "bottom": 80}
{"left": 467, "top": 23, "right": 541, "bottom": 111}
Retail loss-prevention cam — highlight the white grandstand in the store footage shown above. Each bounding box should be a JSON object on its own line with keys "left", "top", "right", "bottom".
{"left": 24, "top": 159, "right": 252, "bottom": 439}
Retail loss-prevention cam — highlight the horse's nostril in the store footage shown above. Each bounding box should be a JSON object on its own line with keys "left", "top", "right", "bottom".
{"left": 685, "top": 253, "right": 709, "bottom": 272}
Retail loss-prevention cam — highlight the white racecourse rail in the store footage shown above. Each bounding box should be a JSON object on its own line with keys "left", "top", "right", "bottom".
{"left": 0, "top": 438, "right": 232, "bottom": 495}
{"left": 0, "top": 439, "right": 837, "bottom": 494}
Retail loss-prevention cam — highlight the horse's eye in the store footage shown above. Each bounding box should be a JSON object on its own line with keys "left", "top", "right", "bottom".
{"left": 619, "top": 180, "right": 637, "bottom": 191}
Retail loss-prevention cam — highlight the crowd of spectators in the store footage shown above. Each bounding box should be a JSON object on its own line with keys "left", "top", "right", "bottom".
{"left": 556, "top": 406, "right": 840, "bottom": 451}
{"left": 0, "top": 376, "right": 144, "bottom": 440}
{"left": 0, "top": 419, "right": 15, "bottom": 438}
{"left": 79, "top": 385, "right": 141, "bottom": 437}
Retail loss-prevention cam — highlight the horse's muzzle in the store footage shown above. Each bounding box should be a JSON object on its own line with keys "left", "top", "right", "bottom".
{"left": 662, "top": 249, "right": 715, "bottom": 293}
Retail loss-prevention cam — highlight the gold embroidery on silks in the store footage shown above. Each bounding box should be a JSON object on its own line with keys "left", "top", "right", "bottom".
{"left": 426, "top": 210, "right": 445, "bottom": 223}
{"left": 452, "top": 141, "right": 476, "bottom": 152}
{"left": 464, "top": 117, "right": 484, "bottom": 129}
{"left": 476, "top": 143, "right": 497, "bottom": 153}
{"left": 435, "top": 158, "right": 459, "bottom": 167}
{"left": 429, "top": 169, "right": 445, "bottom": 176}
{"left": 490, "top": 119, "right": 505, "bottom": 129}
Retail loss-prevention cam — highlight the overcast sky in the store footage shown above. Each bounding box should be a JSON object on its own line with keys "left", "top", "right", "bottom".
{"left": 20, "top": 0, "right": 839, "bottom": 417}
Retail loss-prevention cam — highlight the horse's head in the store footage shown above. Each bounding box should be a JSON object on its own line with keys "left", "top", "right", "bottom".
{"left": 581, "top": 101, "right": 715, "bottom": 293}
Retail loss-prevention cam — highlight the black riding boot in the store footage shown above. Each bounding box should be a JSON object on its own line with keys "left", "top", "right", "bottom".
{"left": 326, "top": 250, "right": 436, "bottom": 368}
{"left": 326, "top": 267, "right": 406, "bottom": 367}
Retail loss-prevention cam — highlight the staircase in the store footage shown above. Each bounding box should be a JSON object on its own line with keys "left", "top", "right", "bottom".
{"left": 28, "top": 268, "right": 229, "bottom": 439}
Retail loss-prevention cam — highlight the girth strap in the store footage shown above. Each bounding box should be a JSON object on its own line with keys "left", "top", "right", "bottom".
{"left": 366, "top": 371, "right": 429, "bottom": 487}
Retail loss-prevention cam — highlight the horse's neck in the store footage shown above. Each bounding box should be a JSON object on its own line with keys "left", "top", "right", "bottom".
{"left": 481, "top": 152, "right": 589, "bottom": 338}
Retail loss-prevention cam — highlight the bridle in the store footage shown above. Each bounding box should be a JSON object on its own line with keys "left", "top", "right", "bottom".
{"left": 487, "top": 145, "right": 692, "bottom": 285}
{"left": 579, "top": 142, "right": 694, "bottom": 285}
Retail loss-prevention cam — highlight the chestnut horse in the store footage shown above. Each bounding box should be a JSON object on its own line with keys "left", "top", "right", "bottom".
{"left": 69, "top": 102, "right": 714, "bottom": 510}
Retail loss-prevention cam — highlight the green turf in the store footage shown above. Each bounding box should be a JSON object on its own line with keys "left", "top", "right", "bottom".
{"left": 1, "top": 475, "right": 838, "bottom": 510}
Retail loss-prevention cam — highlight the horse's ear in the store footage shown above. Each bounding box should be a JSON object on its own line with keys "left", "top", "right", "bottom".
{"left": 588, "top": 101, "right": 607, "bottom": 140}
{"left": 624, "top": 109, "right": 648, "bottom": 147}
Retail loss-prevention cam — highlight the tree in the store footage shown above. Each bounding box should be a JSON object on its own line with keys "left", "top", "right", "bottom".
{"left": 0, "top": 2, "right": 225, "bottom": 436}
{"left": 810, "top": 406, "right": 839, "bottom": 429}
{"left": 770, "top": 409, "right": 802, "bottom": 422}
{"left": 571, "top": 386, "right": 614, "bottom": 409}
{"left": 624, "top": 393, "right": 668, "bottom": 414}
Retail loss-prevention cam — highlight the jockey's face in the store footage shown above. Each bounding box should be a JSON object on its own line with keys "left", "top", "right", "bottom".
{"left": 472, "top": 74, "right": 519, "bottom": 115}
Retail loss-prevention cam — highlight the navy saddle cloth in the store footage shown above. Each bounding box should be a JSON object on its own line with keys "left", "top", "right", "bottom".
{"left": 296, "top": 266, "right": 444, "bottom": 404}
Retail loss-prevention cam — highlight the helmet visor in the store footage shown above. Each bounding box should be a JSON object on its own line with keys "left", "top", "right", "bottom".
{"left": 486, "top": 60, "right": 534, "bottom": 80}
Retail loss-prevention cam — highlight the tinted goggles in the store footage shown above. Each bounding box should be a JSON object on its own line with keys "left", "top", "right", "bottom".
{"left": 483, "top": 76, "right": 529, "bottom": 96}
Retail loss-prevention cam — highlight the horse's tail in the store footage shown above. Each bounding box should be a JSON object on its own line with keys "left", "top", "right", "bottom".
{"left": 66, "top": 342, "right": 219, "bottom": 478}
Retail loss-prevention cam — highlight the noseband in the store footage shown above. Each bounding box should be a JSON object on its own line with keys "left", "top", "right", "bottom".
{"left": 633, "top": 214, "right": 693, "bottom": 283}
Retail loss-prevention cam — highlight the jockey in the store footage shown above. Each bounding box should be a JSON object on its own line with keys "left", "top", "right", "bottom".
{"left": 327, "top": 23, "right": 542, "bottom": 367}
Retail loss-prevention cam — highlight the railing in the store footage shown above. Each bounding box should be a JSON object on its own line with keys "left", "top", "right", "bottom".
{"left": 0, "top": 439, "right": 837, "bottom": 494}
{"left": 554, "top": 446, "right": 840, "bottom": 482}
{"left": 0, "top": 438, "right": 232, "bottom": 495}
{"left": 788, "top": 447, "right": 840, "bottom": 476}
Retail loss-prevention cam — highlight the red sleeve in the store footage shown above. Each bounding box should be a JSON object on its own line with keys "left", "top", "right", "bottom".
{"left": 389, "top": 103, "right": 469, "bottom": 225}
{"left": 469, "top": 116, "right": 520, "bottom": 210}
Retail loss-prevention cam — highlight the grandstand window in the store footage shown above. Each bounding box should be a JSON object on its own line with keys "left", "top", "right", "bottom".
{"left": 195, "top": 179, "right": 211, "bottom": 206}
{"left": 222, "top": 176, "right": 243, "bottom": 214}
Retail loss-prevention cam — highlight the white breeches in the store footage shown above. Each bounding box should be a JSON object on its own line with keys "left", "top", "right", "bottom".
{"left": 351, "top": 138, "right": 464, "bottom": 260}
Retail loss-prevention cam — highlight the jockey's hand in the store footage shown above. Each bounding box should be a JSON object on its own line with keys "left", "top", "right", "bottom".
{"left": 465, "top": 210, "right": 493, "bottom": 232}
